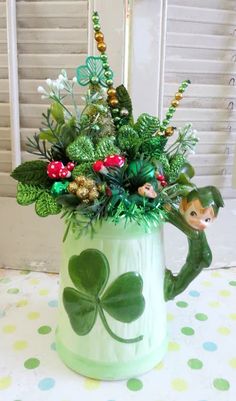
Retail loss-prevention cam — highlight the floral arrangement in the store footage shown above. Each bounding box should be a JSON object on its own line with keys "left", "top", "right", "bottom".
{"left": 11, "top": 12, "right": 223, "bottom": 247}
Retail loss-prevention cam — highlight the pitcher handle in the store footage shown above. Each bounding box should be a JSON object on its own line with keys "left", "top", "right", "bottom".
{"left": 164, "top": 208, "right": 212, "bottom": 301}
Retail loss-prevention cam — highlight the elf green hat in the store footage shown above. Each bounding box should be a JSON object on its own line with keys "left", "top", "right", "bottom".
{"left": 186, "top": 186, "right": 224, "bottom": 216}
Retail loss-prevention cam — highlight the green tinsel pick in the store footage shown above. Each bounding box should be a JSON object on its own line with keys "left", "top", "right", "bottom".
{"left": 135, "top": 113, "right": 160, "bottom": 138}
{"left": 157, "top": 154, "right": 171, "bottom": 177}
{"left": 95, "top": 136, "right": 120, "bottom": 159}
{"left": 35, "top": 192, "right": 62, "bottom": 217}
{"left": 141, "top": 136, "right": 168, "bottom": 158}
{"left": 16, "top": 182, "right": 43, "bottom": 206}
{"left": 66, "top": 136, "right": 95, "bottom": 162}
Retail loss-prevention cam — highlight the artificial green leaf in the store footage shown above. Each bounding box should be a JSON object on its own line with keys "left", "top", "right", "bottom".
{"left": 176, "top": 172, "right": 193, "bottom": 186}
{"left": 66, "top": 136, "right": 95, "bottom": 162}
{"left": 11, "top": 160, "right": 51, "bottom": 187}
{"left": 63, "top": 287, "right": 97, "bottom": 335}
{"left": 135, "top": 113, "right": 160, "bottom": 138}
{"left": 68, "top": 249, "right": 109, "bottom": 297}
{"left": 180, "top": 162, "right": 195, "bottom": 179}
{"left": 39, "top": 129, "right": 57, "bottom": 143}
{"left": 101, "top": 272, "right": 145, "bottom": 323}
{"left": 56, "top": 194, "right": 80, "bottom": 207}
{"left": 16, "top": 182, "right": 42, "bottom": 205}
{"left": 51, "top": 102, "right": 65, "bottom": 124}
{"left": 95, "top": 137, "right": 120, "bottom": 160}
{"left": 71, "top": 162, "right": 93, "bottom": 178}
{"left": 35, "top": 192, "right": 62, "bottom": 217}
{"left": 116, "top": 85, "right": 133, "bottom": 117}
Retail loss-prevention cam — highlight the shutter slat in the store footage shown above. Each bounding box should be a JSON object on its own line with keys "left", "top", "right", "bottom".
{"left": 165, "top": 1, "right": 236, "bottom": 199}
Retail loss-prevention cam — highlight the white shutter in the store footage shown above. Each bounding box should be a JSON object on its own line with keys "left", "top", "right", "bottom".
{"left": 0, "top": 1, "right": 12, "bottom": 195}
{"left": 0, "top": 0, "right": 88, "bottom": 196}
{"left": 164, "top": 0, "right": 236, "bottom": 198}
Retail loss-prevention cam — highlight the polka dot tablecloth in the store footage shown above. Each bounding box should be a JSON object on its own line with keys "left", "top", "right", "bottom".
{"left": 0, "top": 267, "right": 236, "bottom": 401}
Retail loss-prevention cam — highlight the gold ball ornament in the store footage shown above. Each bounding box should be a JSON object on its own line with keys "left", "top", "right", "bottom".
{"left": 175, "top": 92, "right": 183, "bottom": 101}
{"left": 171, "top": 99, "right": 179, "bottom": 108}
{"left": 107, "top": 87, "right": 116, "bottom": 97}
{"left": 109, "top": 97, "right": 119, "bottom": 107}
{"left": 165, "top": 126, "right": 175, "bottom": 137}
{"left": 94, "top": 32, "right": 104, "bottom": 42}
{"left": 97, "top": 42, "right": 106, "bottom": 52}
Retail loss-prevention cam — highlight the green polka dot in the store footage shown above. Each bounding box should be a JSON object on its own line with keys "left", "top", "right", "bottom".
{"left": 167, "top": 313, "right": 174, "bottom": 321}
{"left": 229, "top": 358, "right": 236, "bottom": 369}
{"left": 202, "top": 280, "right": 212, "bottom": 287}
{"left": 219, "top": 290, "right": 231, "bottom": 297}
{"left": 187, "top": 358, "right": 203, "bottom": 369}
{"left": 3, "top": 325, "right": 16, "bottom": 334}
{"left": 208, "top": 301, "right": 220, "bottom": 308}
{"left": 16, "top": 299, "right": 28, "bottom": 307}
{"left": 0, "top": 277, "right": 11, "bottom": 284}
{"left": 13, "top": 340, "right": 28, "bottom": 351}
{"left": 127, "top": 378, "right": 143, "bottom": 391}
{"left": 181, "top": 327, "right": 195, "bottom": 336}
{"left": 155, "top": 361, "right": 164, "bottom": 370}
{"left": 84, "top": 378, "right": 101, "bottom": 390}
{"left": 7, "top": 288, "right": 19, "bottom": 294}
{"left": 38, "top": 325, "right": 52, "bottom": 335}
{"left": 195, "top": 313, "right": 208, "bottom": 321}
{"left": 229, "top": 281, "right": 236, "bottom": 286}
{"left": 211, "top": 271, "right": 221, "bottom": 278}
{"left": 39, "top": 289, "right": 49, "bottom": 296}
{"left": 229, "top": 313, "right": 236, "bottom": 320}
{"left": 24, "top": 358, "right": 40, "bottom": 369}
{"left": 0, "top": 376, "right": 12, "bottom": 390}
{"left": 218, "top": 327, "right": 231, "bottom": 336}
{"left": 29, "top": 278, "right": 40, "bottom": 285}
{"left": 176, "top": 301, "right": 188, "bottom": 308}
{"left": 27, "top": 312, "right": 40, "bottom": 320}
{"left": 213, "top": 378, "right": 230, "bottom": 391}
{"left": 171, "top": 378, "right": 188, "bottom": 392}
{"left": 168, "top": 341, "right": 180, "bottom": 351}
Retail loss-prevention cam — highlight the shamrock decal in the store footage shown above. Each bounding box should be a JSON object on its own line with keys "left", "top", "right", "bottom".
{"left": 63, "top": 249, "right": 145, "bottom": 344}
{"left": 76, "top": 56, "right": 112, "bottom": 87}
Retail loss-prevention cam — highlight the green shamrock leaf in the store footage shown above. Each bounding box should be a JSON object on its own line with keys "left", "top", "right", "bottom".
{"left": 63, "top": 249, "right": 145, "bottom": 344}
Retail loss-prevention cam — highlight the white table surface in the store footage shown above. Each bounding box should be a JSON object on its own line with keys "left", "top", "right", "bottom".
{"left": 0, "top": 266, "right": 236, "bottom": 401}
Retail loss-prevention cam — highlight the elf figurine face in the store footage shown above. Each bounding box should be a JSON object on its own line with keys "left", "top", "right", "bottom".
{"left": 138, "top": 183, "right": 157, "bottom": 199}
{"left": 179, "top": 186, "right": 224, "bottom": 231}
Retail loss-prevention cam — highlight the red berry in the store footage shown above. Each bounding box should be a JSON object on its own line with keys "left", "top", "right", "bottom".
{"left": 93, "top": 160, "right": 104, "bottom": 172}
{"left": 156, "top": 174, "right": 164, "bottom": 181}
{"left": 161, "top": 180, "right": 167, "bottom": 187}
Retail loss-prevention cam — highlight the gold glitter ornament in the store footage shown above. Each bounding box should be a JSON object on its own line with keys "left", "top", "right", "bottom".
{"left": 107, "top": 87, "right": 116, "bottom": 97}
{"left": 109, "top": 97, "right": 119, "bottom": 107}
{"left": 88, "top": 189, "right": 99, "bottom": 201}
{"left": 76, "top": 187, "right": 89, "bottom": 200}
{"left": 68, "top": 182, "right": 78, "bottom": 194}
{"left": 74, "top": 175, "right": 87, "bottom": 186}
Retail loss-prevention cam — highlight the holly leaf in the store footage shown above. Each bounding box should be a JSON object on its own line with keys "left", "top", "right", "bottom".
{"left": 16, "top": 182, "right": 42, "bottom": 205}
{"left": 63, "top": 287, "right": 97, "bottom": 335}
{"left": 35, "top": 192, "right": 62, "bottom": 217}
{"left": 68, "top": 249, "right": 110, "bottom": 297}
{"left": 11, "top": 160, "right": 51, "bottom": 187}
{"left": 101, "top": 272, "right": 145, "bottom": 323}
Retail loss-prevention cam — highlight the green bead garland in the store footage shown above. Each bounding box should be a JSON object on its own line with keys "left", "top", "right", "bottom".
{"left": 160, "top": 80, "right": 191, "bottom": 132}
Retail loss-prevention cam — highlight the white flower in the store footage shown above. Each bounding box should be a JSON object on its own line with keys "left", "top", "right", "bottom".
{"left": 72, "top": 76, "right": 77, "bottom": 83}
{"left": 37, "top": 86, "right": 47, "bottom": 94}
{"left": 46, "top": 78, "right": 52, "bottom": 86}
